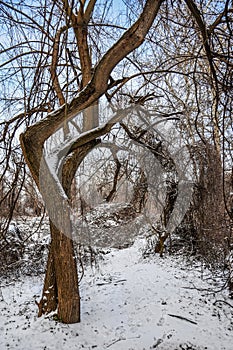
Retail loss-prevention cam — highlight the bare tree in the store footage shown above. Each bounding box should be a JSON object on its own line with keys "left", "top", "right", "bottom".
{"left": 1, "top": 0, "right": 163, "bottom": 323}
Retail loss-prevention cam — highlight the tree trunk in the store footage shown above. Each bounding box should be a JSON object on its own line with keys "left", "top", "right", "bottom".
{"left": 37, "top": 221, "right": 80, "bottom": 323}
{"left": 37, "top": 140, "right": 98, "bottom": 322}
{"left": 130, "top": 171, "right": 148, "bottom": 213}
{"left": 37, "top": 243, "right": 57, "bottom": 317}
{"left": 50, "top": 221, "right": 80, "bottom": 323}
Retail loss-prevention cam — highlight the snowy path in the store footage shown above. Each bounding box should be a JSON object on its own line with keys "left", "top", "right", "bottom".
{"left": 0, "top": 240, "right": 232, "bottom": 350}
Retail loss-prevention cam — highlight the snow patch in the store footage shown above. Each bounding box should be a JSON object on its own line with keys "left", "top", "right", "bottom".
{"left": 0, "top": 239, "right": 232, "bottom": 350}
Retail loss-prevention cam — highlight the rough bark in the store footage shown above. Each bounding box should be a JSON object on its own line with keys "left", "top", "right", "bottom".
{"left": 50, "top": 221, "right": 80, "bottom": 323}
{"left": 37, "top": 245, "right": 57, "bottom": 317}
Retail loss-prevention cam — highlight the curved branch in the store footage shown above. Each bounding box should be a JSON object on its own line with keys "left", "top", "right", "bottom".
{"left": 0, "top": 50, "right": 50, "bottom": 69}
{"left": 20, "top": 0, "right": 163, "bottom": 183}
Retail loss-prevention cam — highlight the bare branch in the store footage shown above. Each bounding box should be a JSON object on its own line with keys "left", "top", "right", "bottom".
{"left": 20, "top": 0, "right": 163, "bottom": 183}
{"left": 50, "top": 26, "right": 68, "bottom": 106}
{"left": 84, "top": 0, "right": 97, "bottom": 22}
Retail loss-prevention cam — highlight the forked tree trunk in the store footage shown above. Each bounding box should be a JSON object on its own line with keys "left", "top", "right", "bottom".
{"left": 20, "top": 130, "right": 97, "bottom": 323}
{"left": 36, "top": 140, "right": 98, "bottom": 322}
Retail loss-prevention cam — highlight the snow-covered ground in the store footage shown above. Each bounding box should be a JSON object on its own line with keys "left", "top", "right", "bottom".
{"left": 0, "top": 239, "right": 232, "bottom": 350}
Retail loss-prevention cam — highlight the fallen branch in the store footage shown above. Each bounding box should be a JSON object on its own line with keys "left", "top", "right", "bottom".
{"left": 106, "top": 335, "right": 140, "bottom": 348}
{"left": 213, "top": 300, "right": 233, "bottom": 308}
{"left": 182, "top": 280, "right": 228, "bottom": 294}
{"left": 96, "top": 279, "right": 127, "bottom": 286}
{"left": 152, "top": 338, "right": 164, "bottom": 348}
{"left": 106, "top": 337, "right": 126, "bottom": 348}
{"left": 168, "top": 313, "right": 197, "bottom": 325}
